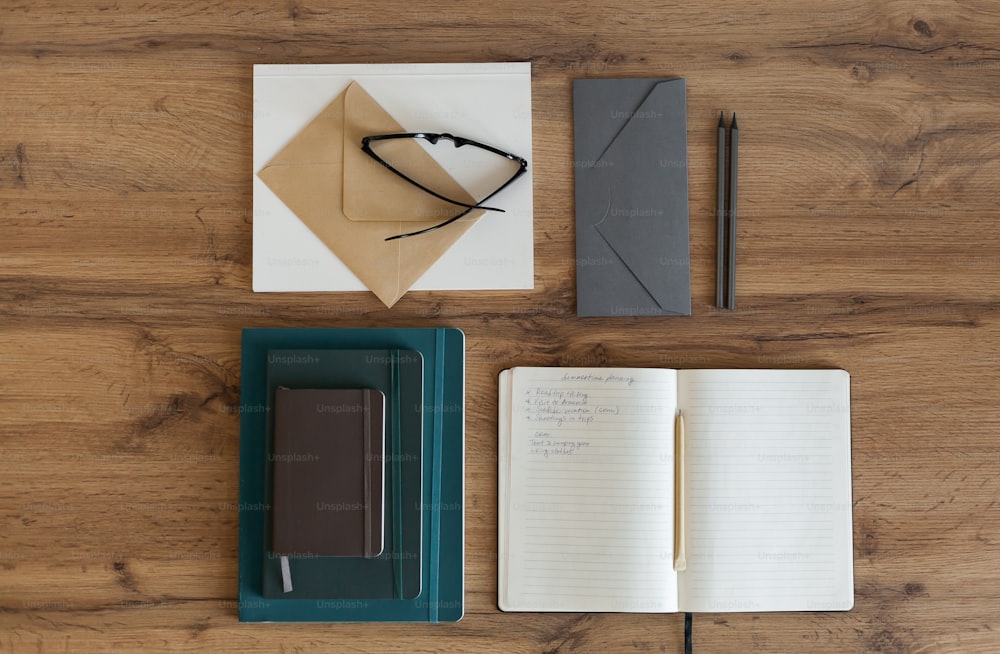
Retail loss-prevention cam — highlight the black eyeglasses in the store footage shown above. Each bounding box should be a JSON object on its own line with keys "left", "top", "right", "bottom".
{"left": 361, "top": 132, "right": 528, "bottom": 241}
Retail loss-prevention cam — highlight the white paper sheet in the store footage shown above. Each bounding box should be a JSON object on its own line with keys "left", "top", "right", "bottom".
{"left": 252, "top": 62, "right": 534, "bottom": 293}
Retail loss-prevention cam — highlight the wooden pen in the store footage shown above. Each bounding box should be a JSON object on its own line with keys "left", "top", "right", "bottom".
{"left": 674, "top": 410, "right": 687, "bottom": 571}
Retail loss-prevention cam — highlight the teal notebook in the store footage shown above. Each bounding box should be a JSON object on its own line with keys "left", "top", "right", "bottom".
{"left": 262, "top": 349, "right": 423, "bottom": 600}
{"left": 238, "top": 328, "right": 465, "bottom": 622}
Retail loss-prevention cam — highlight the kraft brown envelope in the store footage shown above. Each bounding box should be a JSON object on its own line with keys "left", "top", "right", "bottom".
{"left": 256, "top": 81, "right": 484, "bottom": 307}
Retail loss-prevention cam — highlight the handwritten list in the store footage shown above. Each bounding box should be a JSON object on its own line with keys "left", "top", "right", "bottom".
{"left": 499, "top": 366, "right": 853, "bottom": 614}
{"left": 500, "top": 367, "right": 679, "bottom": 612}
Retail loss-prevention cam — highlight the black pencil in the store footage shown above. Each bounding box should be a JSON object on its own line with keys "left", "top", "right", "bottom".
{"left": 716, "top": 112, "right": 726, "bottom": 309}
{"left": 726, "top": 113, "right": 739, "bottom": 310}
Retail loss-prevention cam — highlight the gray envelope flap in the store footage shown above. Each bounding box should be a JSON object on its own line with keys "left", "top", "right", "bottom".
{"left": 573, "top": 78, "right": 691, "bottom": 317}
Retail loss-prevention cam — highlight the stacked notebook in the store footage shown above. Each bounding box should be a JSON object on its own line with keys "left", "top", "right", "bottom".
{"left": 271, "top": 387, "right": 387, "bottom": 564}
{"left": 238, "top": 328, "right": 465, "bottom": 622}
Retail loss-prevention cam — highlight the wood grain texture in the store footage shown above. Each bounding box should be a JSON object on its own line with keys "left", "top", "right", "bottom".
{"left": 2, "top": 0, "right": 1000, "bottom": 651}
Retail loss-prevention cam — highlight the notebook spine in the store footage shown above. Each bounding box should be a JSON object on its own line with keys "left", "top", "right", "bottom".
{"left": 363, "top": 389, "right": 373, "bottom": 558}
{"left": 391, "top": 351, "right": 404, "bottom": 599}
{"left": 427, "top": 328, "right": 447, "bottom": 622}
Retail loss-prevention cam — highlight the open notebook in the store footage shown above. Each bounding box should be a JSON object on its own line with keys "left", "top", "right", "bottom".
{"left": 498, "top": 367, "right": 853, "bottom": 613}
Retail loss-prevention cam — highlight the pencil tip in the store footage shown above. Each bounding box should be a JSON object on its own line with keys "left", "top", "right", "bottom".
{"left": 731, "top": 113, "right": 738, "bottom": 129}
{"left": 718, "top": 112, "right": 725, "bottom": 128}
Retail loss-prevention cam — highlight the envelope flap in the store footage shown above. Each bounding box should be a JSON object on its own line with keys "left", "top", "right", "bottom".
{"left": 591, "top": 79, "right": 691, "bottom": 315}
{"left": 256, "top": 92, "right": 345, "bottom": 226}
{"left": 342, "top": 81, "right": 478, "bottom": 222}
{"left": 255, "top": 83, "right": 483, "bottom": 308}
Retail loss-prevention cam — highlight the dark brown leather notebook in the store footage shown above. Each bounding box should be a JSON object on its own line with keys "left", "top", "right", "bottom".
{"left": 272, "top": 387, "right": 385, "bottom": 559}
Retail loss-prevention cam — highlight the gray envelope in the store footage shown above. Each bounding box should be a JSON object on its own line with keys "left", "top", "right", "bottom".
{"left": 573, "top": 78, "right": 691, "bottom": 316}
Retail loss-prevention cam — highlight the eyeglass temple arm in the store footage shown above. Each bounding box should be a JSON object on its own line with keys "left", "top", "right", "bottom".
{"left": 385, "top": 161, "right": 528, "bottom": 241}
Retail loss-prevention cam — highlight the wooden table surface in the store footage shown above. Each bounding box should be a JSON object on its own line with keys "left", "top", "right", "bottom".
{"left": 2, "top": 1, "right": 999, "bottom": 652}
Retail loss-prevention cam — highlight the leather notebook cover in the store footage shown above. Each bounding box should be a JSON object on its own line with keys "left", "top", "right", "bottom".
{"left": 272, "top": 387, "right": 385, "bottom": 557}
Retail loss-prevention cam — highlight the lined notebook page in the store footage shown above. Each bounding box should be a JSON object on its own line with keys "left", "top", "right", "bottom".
{"left": 676, "top": 369, "right": 853, "bottom": 612}
{"left": 499, "top": 367, "right": 679, "bottom": 612}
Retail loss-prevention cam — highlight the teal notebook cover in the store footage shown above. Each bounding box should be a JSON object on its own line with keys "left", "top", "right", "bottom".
{"left": 262, "top": 349, "right": 423, "bottom": 600}
{"left": 238, "top": 327, "right": 465, "bottom": 622}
